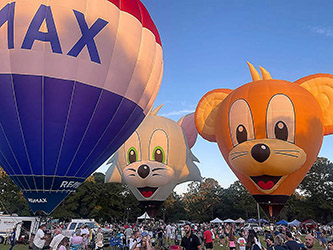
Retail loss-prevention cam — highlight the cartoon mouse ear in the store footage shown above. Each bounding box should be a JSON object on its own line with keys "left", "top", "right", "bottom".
{"left": 178, "top": 113, "right": 197, "bottom": 148}
{"left": 295, "top": 74, "right": 333, "bottom": 135}
{"left": 195, "top": 89, "right": 232, "bottom": 142}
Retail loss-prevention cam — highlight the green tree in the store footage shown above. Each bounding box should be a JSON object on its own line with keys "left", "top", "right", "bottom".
{"left": 182, "top": 178, "right": 222, "bottom": 222}
{"left": 0, "top": 168, "right": 31, "bottom": 215}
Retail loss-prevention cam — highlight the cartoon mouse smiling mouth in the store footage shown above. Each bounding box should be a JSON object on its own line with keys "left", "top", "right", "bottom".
{"left": 250, "top": 175, "right": 282, "bottom": 190}
{"left": 137, "top": 187, "right": 158, "bottom": 198}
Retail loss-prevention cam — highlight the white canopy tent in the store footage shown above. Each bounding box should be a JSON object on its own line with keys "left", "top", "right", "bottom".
{"left": 210, "top": 217, "right": 223, "bottom": 223}
{"left": 235, "top": 218, "right": 245, "bottom": 223}
{"left": 223, "top": 218, "right": 236, "bottom": 223}
{"left": 137, "top": 212, "right": 154, "bottom": 221}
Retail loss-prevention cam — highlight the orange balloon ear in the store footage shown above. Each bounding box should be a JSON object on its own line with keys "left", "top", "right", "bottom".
{"left": 195, "top": 89, "right": 232, "bottom": 142}
{"left": 295, "top": 74, "right": 333, "bottom": 135}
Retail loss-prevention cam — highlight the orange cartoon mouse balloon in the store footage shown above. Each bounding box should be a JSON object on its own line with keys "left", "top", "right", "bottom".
{"left": 195, "top": 62, "right": 333, "bottom": 218}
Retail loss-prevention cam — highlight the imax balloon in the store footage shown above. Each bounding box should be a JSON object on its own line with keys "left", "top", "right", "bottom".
{"left": 0, "top": 0, "right": 163, "bottom": 214}
{"left": 104, "top": 106, "right": 201, "bottom": 217}
{"left": 195, "top": 62, "right": 333, "bottom": 218}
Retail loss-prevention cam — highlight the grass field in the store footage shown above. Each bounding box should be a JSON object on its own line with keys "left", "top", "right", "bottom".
{"left": 0, "top": 236, "right": 324, "bottom": 250}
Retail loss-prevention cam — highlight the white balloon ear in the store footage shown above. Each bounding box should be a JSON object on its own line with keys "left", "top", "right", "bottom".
{"left": 178, "top": 113, "right": 198, "bottom": 148}
{"left": 104, "top": 154, "right": 122, "bottom": 183}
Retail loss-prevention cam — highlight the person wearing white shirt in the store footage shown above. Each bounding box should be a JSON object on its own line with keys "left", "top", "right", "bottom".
{"left": 49, "top": 228, "right": 64, "bottom": 250}
{"left": 33, "top": 224, "right": 47, "bottom": 250}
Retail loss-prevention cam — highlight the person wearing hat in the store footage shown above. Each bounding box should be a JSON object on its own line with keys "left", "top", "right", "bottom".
{"left": 180, "top": 224, "right": 201, "bottom": 250}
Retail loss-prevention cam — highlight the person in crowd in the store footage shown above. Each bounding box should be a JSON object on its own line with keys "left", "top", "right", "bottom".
{"left": 301, "top": 234, "right": 315, "bottom": 250}
{"left": 9, "top": 227, "right": 16, "bottom": 250}
{"left": 227, "top": 228, "right": 237, "bottom": 250}
{"left": 237, "top": 232, "right": 247, "bottom": 250}
{"left": 70, "top": 229, "right": 83, "bottom": 250}
{"left": 140, "top": 232, "right": 155, "bottom": 250}
{"left": 264, "top": 235, "right": 275, "bottom": 250}
{"left": 130, "top": 231, "right": 142, "bottom": 250}
{"left": 274, "top": 234, "right": 287, "bottom": 250}
{"left": 285, "top": 231, "right": 300, "bottom": 250}
{"left": 49, "top": 228, "right": 64, "bottom": 250}
{"left": 180, "top": 223, "right": 201, "bottom": 250}
{"left": 326, "top": 239, "right": 333, "bottom": 250}
{"left": 58, "top": 237, "right": 69, "bottom": 250}
{"left": 203, "top": 226, "right": 213, "bottom": 250}
{"left": 246, "top": 233, "right": 261, "bottom": 250}
{"left": 166, "top": 224, "right": 172, "bottom": 245}
{"left": 95, "top": 228, "right": 103, "bottom": 250}
{"left": 33, "top": 224, "right": 47, "bottom": 250}
{"left": 125, "top": 225, "right": 133, "bottom": 247}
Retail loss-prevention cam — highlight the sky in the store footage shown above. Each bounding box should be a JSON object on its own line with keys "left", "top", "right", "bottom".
{"left": 98, "top": 0, "right": 333, "bottom": 193}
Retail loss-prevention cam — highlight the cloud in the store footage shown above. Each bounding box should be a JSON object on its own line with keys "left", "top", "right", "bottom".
{"left": 309, "top": 26, "right": 333, "bottom": 37}
{"left": 160, "top": 109, "right": 195, "bottom": 117}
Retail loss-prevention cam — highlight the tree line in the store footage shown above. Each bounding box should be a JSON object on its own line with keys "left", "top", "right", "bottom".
{"left": 0, "top": 157, "right": 332, "bottom": 224}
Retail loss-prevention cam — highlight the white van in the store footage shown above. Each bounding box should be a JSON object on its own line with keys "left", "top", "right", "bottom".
{"left": 0, "top": 215, "right": 41, "bottom": 244}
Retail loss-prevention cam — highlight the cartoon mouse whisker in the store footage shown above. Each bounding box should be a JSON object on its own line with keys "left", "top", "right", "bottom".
{"left": 274, "top": 152, "right": 298, "bottom": 158}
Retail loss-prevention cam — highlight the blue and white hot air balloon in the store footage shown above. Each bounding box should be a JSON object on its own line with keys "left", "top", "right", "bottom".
{"left": 0, "top": 0, "right": 163, "bottom": 214}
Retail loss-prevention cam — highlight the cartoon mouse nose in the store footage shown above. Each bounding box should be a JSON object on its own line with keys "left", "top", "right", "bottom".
{"left": 138, "top": 164, "right": 150, "bottom": 179}
{"left": 251, "top": 143, "right": 270, "bottom": 163}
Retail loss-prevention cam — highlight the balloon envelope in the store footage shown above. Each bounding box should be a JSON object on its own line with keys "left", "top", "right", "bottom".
{"left": 104, "top": 108, "right": 201, "bottom": 217}
{"left": 0, "top": 0, "right": 163, "bottom": 214}
{"left": 195, "top": 63, "right": 333, "bottom": 218}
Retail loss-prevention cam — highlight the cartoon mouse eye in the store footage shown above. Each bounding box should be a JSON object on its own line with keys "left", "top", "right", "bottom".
{"left": 153, "top": 146, "right": 165, "bottom": 163}
{"left": 267, "top": 94, "right": 295, "bottom": 143}
{"left": 149, "top": 129, "right": 168, "bottom": 164}
{"left": 124, "top": 131, "right": 141, "bottom": 165}
{"left": 127, "top": 147, "right": 138, "bottom": 164}
{"left": 229, "top": 99, "right": 255, "bottom": 146}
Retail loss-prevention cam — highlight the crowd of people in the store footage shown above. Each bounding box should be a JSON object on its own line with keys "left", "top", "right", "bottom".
{"left": 7, "top": 219, "right": 333, "bottom": 250}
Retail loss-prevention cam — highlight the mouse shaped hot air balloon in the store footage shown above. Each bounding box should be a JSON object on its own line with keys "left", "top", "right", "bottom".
{"left": 104, "top": 106, "right": 201, "bottom": 217}
{"left": 0, "top": 0, "right": 163, "bottom": 214}
{"left": 195, "top": 62, "right": 333, "bottom": 219}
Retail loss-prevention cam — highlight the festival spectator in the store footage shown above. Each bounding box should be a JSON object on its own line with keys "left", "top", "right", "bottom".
{"left": 70, "top": 229, "right": 83, "bottom": 250}
{"left": 301, "top": 234, "right": 315, "bottom": 250}
{"left": 49, "top": 228, "right": 64, "bottom": 250}
{"left": 9, "top": 227, "right": 16, "bottom": 250}
{"left": 203, "top": 226, "right": 213, "bottom": 250}
{"left": 180, "top": 223, "right": 201, "bottom": 250}
{"left": 274, "top": 234, "right": 287, "bottom": 250}
{"left": 237, "top": 232, "right": 247, "bottom": 250}
{"left": 227, "top": 229, "right": 237, "bottom": 250}
{"left": 285, "top": 231, "right": 300, "bottom": 250}
{"left": 58, "top": 237, "right": 69, "bottom": 250}
{"left": 95, "top": 228, "right": 103, "bottom": 250}
{"left": 33, "top": 224, "right": 47, "bottom": 250}
{"left": 326, "top": 239, "right": 333, "bottom": 250}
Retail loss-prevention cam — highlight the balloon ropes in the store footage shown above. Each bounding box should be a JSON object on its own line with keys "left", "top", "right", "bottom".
{"left": 195, "top": 62, "right": 333, "bottom": 219}
{"left": 0, "top": 0, "right": 163, "bottom": 214}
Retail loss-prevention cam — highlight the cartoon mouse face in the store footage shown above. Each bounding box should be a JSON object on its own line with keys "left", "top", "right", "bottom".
{"left": 195, "top": 63, "right": 333, "bottom": 204}
{"left": 105, "top": 108, "right": 201, "bottom": 201}
{"left": 215, "top": 79, "right": 323, "bottom": 194}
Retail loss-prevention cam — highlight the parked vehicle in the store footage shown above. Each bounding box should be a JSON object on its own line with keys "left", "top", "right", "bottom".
{"left": 0, "top": 215, "right": 41, "bottom": 244}
{"left": 62, "top": 219, "right": 112, "bottom": 246}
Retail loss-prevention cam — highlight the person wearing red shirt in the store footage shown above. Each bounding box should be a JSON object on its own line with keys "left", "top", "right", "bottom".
{"left": 203, "top": 227, "right": 213, "bottom": 250}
